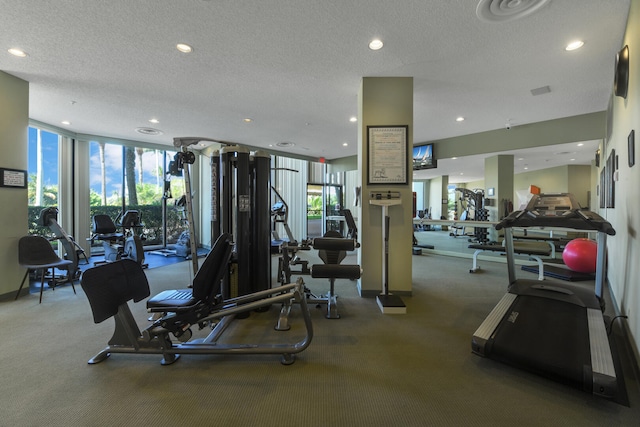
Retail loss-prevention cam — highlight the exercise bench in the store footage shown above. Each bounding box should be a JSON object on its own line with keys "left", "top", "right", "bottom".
{"left": 309, "top": 232, "right": 361, "bottom": 319}
{"left": 468, "top": 243, "right": 552, "bottom": 281}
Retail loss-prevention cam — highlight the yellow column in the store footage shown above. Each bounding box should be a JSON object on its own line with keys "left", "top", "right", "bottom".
{"left": 357, "top": 77, "right": 414, "bottom": 302}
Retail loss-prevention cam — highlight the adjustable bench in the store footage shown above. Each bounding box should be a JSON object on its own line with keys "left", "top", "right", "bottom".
{"left": 309, "top": 232, "right": 361, "bottom": 319}
{"left": 468, "top": 243, "right": 552, "bottom": 280}
{"left": 81, "top": 233, "right": 313, "bottom": 366}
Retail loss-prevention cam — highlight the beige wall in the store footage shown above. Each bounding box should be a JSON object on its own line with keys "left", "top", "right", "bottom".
{"left": 603, "top": 0, "right": 640, "bottom": 364}
{"left": 0, "top": 71, "right": 29, "bottom": 299}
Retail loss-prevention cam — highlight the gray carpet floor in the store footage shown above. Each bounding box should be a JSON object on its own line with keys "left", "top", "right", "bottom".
{"left": 1, "top": 244, "right": 639, "bottom": 426}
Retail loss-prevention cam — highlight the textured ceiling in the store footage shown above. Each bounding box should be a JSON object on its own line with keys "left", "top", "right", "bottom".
{"left": 0, "top": 0, "right": 631, "bottom": 182}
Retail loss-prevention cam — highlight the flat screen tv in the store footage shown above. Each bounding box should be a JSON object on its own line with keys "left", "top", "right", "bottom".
{"left": 413, "top": 143, "right": 436, "bottom": 170}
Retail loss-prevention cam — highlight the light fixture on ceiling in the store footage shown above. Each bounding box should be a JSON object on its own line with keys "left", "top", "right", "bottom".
{"left": 276, "top": 141, "right": 295, "bottom": 148}
{"left": 8, "top": 48, "right": 27, "bottom": 57}
{"left": 243, "top": 118, "right": 253, "bottom": 123}
{"left": 369, "top": 39, "right": 383, "bottom": 50}
{"left": 476, "top": 0, "right": 550, "bottom": 23}
{"left": 565, "top": 40, "right": 584, "bottom": 51}
{"left": 149, "top": 118, "right": 159, "bottom": 124}
{"left": 349, "top": 116, "right": 358, "bottom": 122}
{"left": 61, "top": 121, "right": 71, "bottom": 125}
{"left": 136, "top": 127, "right": 163, "bottom": 136}
{"left": 176, "top": 43, "right": 193, "bottom": 53}
{"left": 456, "top": 117, "right": 465, "bottom": 122}
{"left": 342, "top": 142, "right": 348, "bottom": 147}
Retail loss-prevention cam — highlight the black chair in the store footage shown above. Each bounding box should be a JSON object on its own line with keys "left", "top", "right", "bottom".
{"left": 16, "top": 235, "right": 75, "bottom": 303}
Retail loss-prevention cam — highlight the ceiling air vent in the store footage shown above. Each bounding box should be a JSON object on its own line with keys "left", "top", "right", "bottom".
{"left": 531, "top": 85, "right": 551, "bottom": 96}
{"left": 276, "top": 141, "right": 295, "bottom": 148}
{"left": 136, "top": 127, "right": 163, "bottom": 136}
{"left": 476, "top": 0, "right": 550, "bottom": 23}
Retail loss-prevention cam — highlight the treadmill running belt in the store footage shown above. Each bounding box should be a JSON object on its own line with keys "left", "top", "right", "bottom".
{"left": 489, "top": 296, "right": 591, "bottom": 387}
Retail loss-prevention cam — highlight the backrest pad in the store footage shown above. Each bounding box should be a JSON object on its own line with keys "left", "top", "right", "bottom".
{"left": 192, "top": 233, "right": 233, "bottom": 303}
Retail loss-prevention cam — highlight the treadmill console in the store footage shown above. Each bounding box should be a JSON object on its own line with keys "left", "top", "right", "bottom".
{"left": 525, "top": 193, "right": 580, "bottom": 217}
{"left": 497, "top": 193, "right": 615, "bottom": 235}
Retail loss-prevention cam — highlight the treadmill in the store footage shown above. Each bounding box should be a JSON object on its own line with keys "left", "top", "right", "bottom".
{"left": 471, "top": 193, "right": 619, "bottom": 399}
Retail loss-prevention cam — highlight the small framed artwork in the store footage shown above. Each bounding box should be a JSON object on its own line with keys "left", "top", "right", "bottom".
{"left": 629, "top": 130, "right": 635, "bottom": 167}
{"left": 0, "top": 167, "right": 27, "bottom": 188}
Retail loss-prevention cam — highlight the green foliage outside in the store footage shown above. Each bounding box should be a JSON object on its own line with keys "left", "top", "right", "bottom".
{"left": 29, "top": 204, "right": 188, "bottom": 246}
{"left": 29, "top": 177, "right": 187, "bottom": 246}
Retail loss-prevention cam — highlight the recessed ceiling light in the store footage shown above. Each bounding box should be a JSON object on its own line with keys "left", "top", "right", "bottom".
{"left": 8, "top": 48, "right": 27, "bottom": 57}
{"left": 243, "top": 118, "right": 252, "bottom": 123}
{"left": 369, "top": 39, "right": 383, "bottom": 50}
{"left": 577, "top": 143, "right": 584, "bottom": 147}
{"left": 342, "top": 142, "right": 348, "bottom": 147}
{"left": 452, "top": 157, "right": 458, "bottom": 160}
{"left": 61, "top": 121, "right": 71, "bottom": 125}
{"left": 349, "top": 116, "right": 357, "bottom": 122}
{"left": 149, "top": 118, "right": 159, "bottom": 124}
{"left": 176, "top": 43, "right": 193, "bottom": 53}
{"left": 565, "top": 40, "right": 584, "bottom": 51}
{"left": 456, "top": 117, "right": 465, "bottom": 122}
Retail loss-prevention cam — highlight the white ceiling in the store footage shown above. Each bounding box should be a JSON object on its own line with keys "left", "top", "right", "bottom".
{"left": 0, "top": 0, "right": 630, "bottom": 183}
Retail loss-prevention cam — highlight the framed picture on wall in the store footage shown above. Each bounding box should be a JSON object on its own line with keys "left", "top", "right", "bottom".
{"left": 0, "top": 167, "right": 27, "bottom": 188}
{"left": 606, "top": 149, "right": 616, "bottom": 208}
{"left": 629, "top": 130, "right": 635, "bottom": 167}
{"left": 367, "top": 125, "right": 409, "bottom": 185}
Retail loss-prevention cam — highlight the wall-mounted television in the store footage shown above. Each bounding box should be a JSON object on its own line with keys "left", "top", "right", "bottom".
{"left": 413, "top": 143, "right": 436, "bottom": 170}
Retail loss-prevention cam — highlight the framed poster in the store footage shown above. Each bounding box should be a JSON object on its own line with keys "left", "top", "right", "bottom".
{"left": 0, "top": 168, "right": 27, "bottom": 188}
{"left": 629, "top": 129, "right": 635, "bottom": 167}
{"left": 367, "top": 125, "right": 409, "bottom": 185}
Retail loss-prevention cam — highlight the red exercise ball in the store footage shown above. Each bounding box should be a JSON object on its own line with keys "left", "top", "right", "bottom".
{"left": 562, "top": 238, "right": 598, "bottom": 273}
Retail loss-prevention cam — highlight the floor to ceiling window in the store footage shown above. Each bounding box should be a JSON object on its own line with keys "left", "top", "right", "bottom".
{"left": 27, "top": 127, "right": 60, "bottom": 239}
{"left": 88, "top": 141, "right": 185, "bottom": 255}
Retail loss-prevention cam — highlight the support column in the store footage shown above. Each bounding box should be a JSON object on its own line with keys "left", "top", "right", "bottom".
{"left": 357, "top": 77, "right": 413, "bottom": 299}
{"left": 484, "top": 155, "right": 514, "bottom": 242}
{"left": 0, "top": 71, "right": 28, "bottom": 299}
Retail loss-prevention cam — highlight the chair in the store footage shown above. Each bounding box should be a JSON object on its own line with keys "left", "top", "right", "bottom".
{"left": 15, "top": 235, "right": 75, "bottom": 303}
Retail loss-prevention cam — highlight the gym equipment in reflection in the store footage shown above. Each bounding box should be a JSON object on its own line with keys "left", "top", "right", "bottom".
{"left": 562, "top": 238, "right": 598, "bottom": 273}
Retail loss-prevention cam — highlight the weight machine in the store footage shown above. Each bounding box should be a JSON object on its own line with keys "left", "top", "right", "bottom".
{"left": 81, "top": 138, "right": 314, "bottom": 366}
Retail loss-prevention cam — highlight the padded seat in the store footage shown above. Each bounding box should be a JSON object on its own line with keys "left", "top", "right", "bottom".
{"left": 146, "top": 233, "right": 233, "bottom": 312}
{"left": 91, "top": 214, "right": 123, "bottom": 240}
{"left": 15, "top": 235, "right": 75, "bottom": 303}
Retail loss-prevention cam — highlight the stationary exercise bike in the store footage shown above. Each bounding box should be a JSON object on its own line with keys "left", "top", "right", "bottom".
{"left": 89, "top": 210, "right": 146, "bottom": 266}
